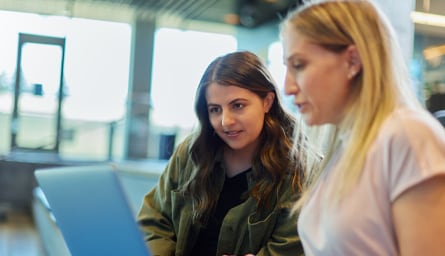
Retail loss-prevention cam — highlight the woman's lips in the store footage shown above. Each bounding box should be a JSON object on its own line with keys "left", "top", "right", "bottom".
{"left": 296, "top": 102, "right": 308, "bottom": 112}
{"left": 225, "top": 130, "right": 242, "bottom": 137}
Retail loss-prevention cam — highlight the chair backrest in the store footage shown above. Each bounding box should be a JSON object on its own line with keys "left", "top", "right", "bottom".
{"left": 433, "top": 110, "right": 445, "bottom": 127}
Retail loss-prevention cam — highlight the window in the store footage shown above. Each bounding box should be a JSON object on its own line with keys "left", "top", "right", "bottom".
{"left": 0, "top": 10, "right": 131, "bottom": 160}
{"left": 268, "top": 41, "right": 298, "bottom": 115}
{"left": 150, "top": 28, "right": 237, "bottom": 139}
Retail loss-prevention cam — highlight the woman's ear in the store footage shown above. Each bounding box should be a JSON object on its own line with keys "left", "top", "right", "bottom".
{"left": 264, "top": 92, "right": 275, "bottom": 113}
{"left": 346, "top": 45, "right": 362, "bottom": 79}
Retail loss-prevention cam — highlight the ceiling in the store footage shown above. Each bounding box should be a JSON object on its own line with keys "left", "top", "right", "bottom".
{"left": 0, "top": 0, "right": 302, "bottom": 28}
{"left": 0, "top": 0, "right": 444, "bottom": 33}
{"left": 414, "top": 0, "right": 445, "bottom": 37}
{"left": 415, "top": 0, "right": 445, "bottom": 16}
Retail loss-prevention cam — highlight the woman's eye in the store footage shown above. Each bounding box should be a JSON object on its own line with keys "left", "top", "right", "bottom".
{"left": 293, "top": 63, "right": 305, "bottom": 70}
{"left": 233, "top": 103, "right": 244, "bottom": 110}
{"left": 208, "top": 107, "right": 220, "bottom": 114}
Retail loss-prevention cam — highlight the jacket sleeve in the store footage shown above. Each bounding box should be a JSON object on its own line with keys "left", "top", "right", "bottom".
{"left": 136, "top": 138, "right": 191, "bottom": 256}
{"left": 255, "top": 182, "right": 304, "bottom": 256}
{"left": 256, "top": 205, "right": 304, "bottom": 256}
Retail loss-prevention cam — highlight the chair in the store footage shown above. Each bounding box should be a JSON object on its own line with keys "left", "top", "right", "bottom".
{"left": 433, "top": 110, "right": 445, "bottom": 127}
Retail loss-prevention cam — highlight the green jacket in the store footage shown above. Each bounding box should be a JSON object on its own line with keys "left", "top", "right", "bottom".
{"left": 137, "top": 137, "right": 303, "bottom": 256}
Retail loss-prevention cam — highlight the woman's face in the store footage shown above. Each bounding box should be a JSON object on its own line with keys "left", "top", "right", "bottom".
{"left": 282, "top": 29, "right": 358, "bottom": 126}
{"left": 206, "top": 83, "right": 274, "bottom": 154}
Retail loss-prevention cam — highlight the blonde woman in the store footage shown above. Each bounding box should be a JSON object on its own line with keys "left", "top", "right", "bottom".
{"left": 281, "top": 0, "right": 445, "bottom": 255}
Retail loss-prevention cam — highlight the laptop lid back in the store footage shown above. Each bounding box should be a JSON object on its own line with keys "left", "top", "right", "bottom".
{"left": 34, "top": 165, "right": 151, "bottom": 256}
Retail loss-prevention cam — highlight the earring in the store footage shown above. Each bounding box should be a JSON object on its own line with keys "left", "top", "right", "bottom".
{"left": 348, "top": 70, "right": 357, "bottom": 79}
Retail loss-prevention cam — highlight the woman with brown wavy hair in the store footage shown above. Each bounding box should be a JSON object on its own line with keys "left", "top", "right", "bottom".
{"left": 138, "top": 50, "right": 314, "bottom": 256}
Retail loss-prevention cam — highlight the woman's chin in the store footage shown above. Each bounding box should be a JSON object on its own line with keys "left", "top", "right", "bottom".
{"left": 302, "top": 114, "right": 315, "bottom": 126}
{"left": 303, "top": 116, "right": 325, "bottom": 127}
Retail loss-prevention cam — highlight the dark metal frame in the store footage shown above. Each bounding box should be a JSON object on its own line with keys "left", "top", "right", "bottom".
{"left": 10, "top": 33, "right": 66, "bottom": 153}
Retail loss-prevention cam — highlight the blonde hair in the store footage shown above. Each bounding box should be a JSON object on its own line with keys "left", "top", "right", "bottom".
{"left": 281, "top": 0, "right": 422, "bottom": 208}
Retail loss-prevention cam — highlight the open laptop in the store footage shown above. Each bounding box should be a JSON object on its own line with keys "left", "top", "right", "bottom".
{"left": 34, "top": 165, "right": 152, "bottom": 256}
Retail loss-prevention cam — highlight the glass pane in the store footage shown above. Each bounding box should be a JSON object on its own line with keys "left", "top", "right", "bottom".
{"left": 0, "top": 92, "right": 12, "bottom": 154}
{"left": 16, "top": 43, "right": 62, "bottom": 150}
{"left": 151, "top": 28, "right": 237, "bottom": 131}
{"left": 58, "top": 19, "right": 131, "bottom": 161}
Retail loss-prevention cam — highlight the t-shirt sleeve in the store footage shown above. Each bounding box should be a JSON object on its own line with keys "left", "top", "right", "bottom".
{"left": 387, "top": 113, "right": 445, "bottom": 201}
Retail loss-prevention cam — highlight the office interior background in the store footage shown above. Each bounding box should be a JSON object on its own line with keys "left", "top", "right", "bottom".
{"left": 1, "top": 0, "right": 444, "bottom": 162}
{"left": 0, "top": 0, "right": 444, "bottom": 253}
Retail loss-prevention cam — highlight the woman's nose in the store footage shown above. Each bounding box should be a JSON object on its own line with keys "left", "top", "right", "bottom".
{"left": 284, "top": 70, "right": 299, "bottom": 96}
{"left": 221, "top": 111, "right": 235, "bottom": 128}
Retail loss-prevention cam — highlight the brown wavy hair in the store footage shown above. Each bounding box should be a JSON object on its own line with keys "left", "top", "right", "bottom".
{"left": 181, "top": 51, "right": 309, "bottom": 222}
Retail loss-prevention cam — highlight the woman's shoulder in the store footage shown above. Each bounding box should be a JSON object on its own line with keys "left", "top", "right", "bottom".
{"left": 170, "top": 134, "right": 196, "bottom": 160}
{"left": 175, "top": 134, "right": 194, "bottom": 149}
{"left": 275, "top": 173, "right": 301, "bottom": 208}
{"left": 373, "top": 107, "right": 445, "bottom": 202}
{"left": 377, "top": 107, "right": 445, "bottom": 146}
{"left": 162, "top": 134, "right": 196, "bottom": 179}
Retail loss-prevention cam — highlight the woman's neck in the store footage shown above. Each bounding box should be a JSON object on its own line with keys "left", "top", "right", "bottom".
{"left": 223, "top": 145, "right": 255, "bottom": 178}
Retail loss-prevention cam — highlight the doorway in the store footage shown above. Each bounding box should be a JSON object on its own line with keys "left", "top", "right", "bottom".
{"left": 10, "top": 33, "right": 66, "bottom": 154}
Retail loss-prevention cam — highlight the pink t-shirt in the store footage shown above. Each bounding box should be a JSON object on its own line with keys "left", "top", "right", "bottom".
{"left": 298, "top": 107, "right": 445, "bottom": 255}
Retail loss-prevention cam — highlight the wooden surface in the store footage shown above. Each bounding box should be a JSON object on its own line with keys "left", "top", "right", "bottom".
{"left": 0, "top": 211, "right": 45, "bottom": 256}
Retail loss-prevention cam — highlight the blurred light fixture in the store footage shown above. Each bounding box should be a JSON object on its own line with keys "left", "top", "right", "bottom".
{"left": 423, "top": 45, "right": 445, "bottom": 60}
{"left": 411, "top": 11, "right": 445, "bottom": 27}
{"left": 224, "top": 13, "right": 240, "bottom": 25}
